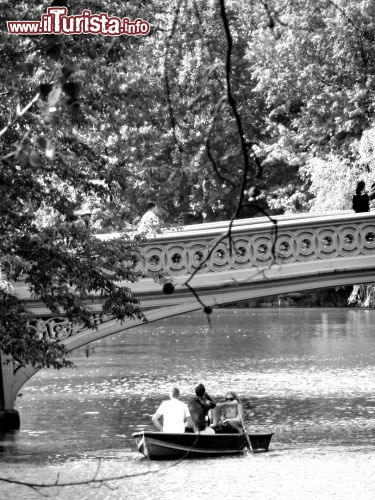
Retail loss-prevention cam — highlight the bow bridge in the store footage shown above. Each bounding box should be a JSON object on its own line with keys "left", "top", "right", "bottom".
{"left": 2, "top": 211, "right": 375, "bottom": 428}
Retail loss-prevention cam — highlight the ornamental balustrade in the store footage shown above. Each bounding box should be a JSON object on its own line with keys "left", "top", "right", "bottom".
{"left": 16, "top": 211, "right": 375, "bottom": 346}
{"left": 129, "top": 212, "right": 375, "bottom": 276}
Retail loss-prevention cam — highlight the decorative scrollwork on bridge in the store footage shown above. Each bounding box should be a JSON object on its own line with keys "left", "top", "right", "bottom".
{"left": 28, "top": 313, "right": 112, "bottom": 342}
{"left": 135, "top": 221, "right": 375, "bottom": 276}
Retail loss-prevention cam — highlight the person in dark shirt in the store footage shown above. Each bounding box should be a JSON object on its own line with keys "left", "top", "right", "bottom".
{"left": 188, "top": 383, "right": 216, "bottom": 433}
{"left": 238, "top": 186, "right": 269, "bottom": 219}
{"left": 352, "top": 180, "right": 370, "bottom": 213}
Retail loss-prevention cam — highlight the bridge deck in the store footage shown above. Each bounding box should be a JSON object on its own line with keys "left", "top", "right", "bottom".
{"left": 12, "top": 210, "right": 375, "bottom": 314}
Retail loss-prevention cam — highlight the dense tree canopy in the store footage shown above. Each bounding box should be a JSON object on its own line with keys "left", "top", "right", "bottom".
{"left": 1, "top": 0, "right": 375, "bottom": 367}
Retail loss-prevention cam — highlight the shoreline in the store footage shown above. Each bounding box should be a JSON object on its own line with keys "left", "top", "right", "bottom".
{"left": 2, "top": 444, "right": 375, "bottom": 499}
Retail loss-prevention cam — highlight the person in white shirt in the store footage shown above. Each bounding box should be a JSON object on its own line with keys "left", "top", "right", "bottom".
{"left": 152, "top": 387, "right": 194, "bottom": 433}
{"left": 137, "top": 201, "right": 160, "bottom": 236}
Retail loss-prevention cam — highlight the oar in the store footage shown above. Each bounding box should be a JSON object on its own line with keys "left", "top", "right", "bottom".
{"left": 239, "top": 413, "right": 253, "bottom": 452}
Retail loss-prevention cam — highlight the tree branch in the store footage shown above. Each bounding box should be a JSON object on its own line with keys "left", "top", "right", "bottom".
{"left": 0, "top": 93, "right": 40, "bottom": 138}
{"left": 182, "top": 0, "right": 278, "bottom": 314}
{"left": 164, "top": 0, "right": 185, "bottom": 159}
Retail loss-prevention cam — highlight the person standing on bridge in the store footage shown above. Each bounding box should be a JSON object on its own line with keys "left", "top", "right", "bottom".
{"left": 238, "top": 185, "right": 269, "bottom": 219}
{"left": 137, "top": 201, "right": 161, "bottom": 236}
{"left": 352, "top": 181, "right": 370, "bottom": 213}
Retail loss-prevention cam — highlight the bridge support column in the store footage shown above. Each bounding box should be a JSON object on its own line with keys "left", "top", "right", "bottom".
{"left": 0, "top": 352, "right": 20, "bottom": 431}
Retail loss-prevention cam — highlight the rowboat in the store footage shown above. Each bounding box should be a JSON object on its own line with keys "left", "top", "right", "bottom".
{"left": 132, "top": 431, "right": 273, "bottom": 459}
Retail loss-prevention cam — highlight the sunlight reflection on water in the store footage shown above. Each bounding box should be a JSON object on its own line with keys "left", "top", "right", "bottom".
{"left": 2, "top": 309, "right": 375, "bottom": 498}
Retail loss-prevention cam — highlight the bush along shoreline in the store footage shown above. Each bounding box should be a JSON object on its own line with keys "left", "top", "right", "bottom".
{"left": 220, "top": 286, "right": 374, "bottom": 308}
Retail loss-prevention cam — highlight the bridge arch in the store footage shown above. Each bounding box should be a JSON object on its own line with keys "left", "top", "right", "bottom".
{"left": 6, "top": 211, "right": 375, "bottom": 417}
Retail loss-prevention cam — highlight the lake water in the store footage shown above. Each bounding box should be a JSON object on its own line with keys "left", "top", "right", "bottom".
{"left": 1, "top": 308, "right": 375, "bottom": 499}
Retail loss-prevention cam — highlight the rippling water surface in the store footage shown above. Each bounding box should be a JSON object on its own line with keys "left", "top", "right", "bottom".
{"left": 2, "top": 308, "right": 375, "bottom": 499}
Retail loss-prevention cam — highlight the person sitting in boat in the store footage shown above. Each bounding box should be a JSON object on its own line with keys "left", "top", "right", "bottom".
{"left": 188, "top": 383, "right": 216, "bottom": 434}
{"left": 210, "top": 392, "right": 244, "bottom": 434}
{"left": 152, "top": 387, "right": 195, "bottom": 433}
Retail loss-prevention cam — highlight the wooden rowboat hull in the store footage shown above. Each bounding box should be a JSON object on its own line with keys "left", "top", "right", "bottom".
{"left": 132, "top": 431, "right": 273, "bottom": 459}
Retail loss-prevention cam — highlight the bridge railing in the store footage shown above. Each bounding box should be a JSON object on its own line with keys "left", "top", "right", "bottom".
{"left": 97, "top": 211, "right": 375, "bottom": 277}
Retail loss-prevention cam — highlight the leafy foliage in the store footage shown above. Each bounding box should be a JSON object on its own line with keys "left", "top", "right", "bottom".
{"left": 244, "top": 0, "right": 375, "bottom": 211}
{"left": 1, "top": 1, "right": 151, "bottom": 367}
{"left": 2, "top": 0, "right": 375, "bottom": 366}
